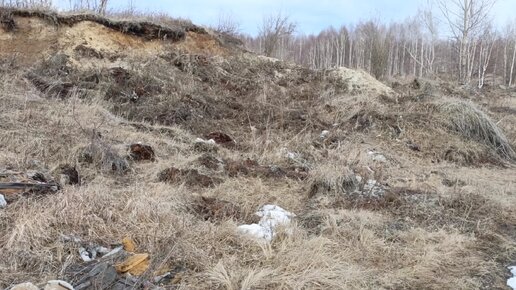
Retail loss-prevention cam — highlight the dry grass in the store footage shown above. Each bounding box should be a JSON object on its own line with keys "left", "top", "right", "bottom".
{"left": 1, "top": 11, "right": 516, "bottom": 290}
{"left": 439, "top": 100, "right": 516, "bottom": 161}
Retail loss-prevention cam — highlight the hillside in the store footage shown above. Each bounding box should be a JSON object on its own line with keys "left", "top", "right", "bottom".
{"left": 1, "top": 8, "right": 516, "bottom": 290}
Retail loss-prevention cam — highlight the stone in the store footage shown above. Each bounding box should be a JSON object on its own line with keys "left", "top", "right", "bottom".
{"left": 44, "top": 280, "right": 74, "bottom": 290}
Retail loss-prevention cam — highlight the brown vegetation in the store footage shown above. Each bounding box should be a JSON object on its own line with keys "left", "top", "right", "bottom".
{"left": 0, "top": 8, "right": 515, "bottom": 290}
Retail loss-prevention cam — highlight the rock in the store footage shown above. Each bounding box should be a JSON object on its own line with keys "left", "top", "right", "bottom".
{"left": 54, "top": 164, "right": 80, "bottom": 185}
{"left": 10, "top": 282, "right": 39, "bottom": 290}
{"left": 129, "top": 143, "right": 156, "bottom": 161}
{"left": 0, "top": 194, "right": 6, "bottom": 208}
{"left": 205, "top": 132, "right": 235, "bottom": 147}
{"left": 44, "top": 280, "right": 74, "bottom": 290}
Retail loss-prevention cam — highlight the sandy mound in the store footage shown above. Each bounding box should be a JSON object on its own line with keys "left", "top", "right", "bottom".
{"left": 0, "top": 9, "right": 231, "bottom": 65}
{"left": 327, "top": 67, "right": 396, "bottom": 97}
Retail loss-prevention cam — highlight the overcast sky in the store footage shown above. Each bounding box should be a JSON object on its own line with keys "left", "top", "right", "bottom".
{"left": 57, "top": 0, "right": 516, "bottom": 36}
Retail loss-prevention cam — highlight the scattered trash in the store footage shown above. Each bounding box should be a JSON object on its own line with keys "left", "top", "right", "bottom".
{"left": 0, "top": 193, "right": 6, "bottom": 208}
{"left": 79, "top": 246, "right": 110, "bottom": 262}
{"left": 367, "top": 150, "right": 387, "bottom": 163}
{"left": 10, "top": 282, "right": 39, "bottom": 290}
{"left": 122, "top": 237, "right": 136, "bottom": 252}
{"left": 195, "top": 138, "right": 216, "bottom": 145}
{"left": 508, "top": 266, "right": 516, "bottom": 290}
{"left": 129, "top": 143, "right": 156, "bottom": 161}
{"left": 115, "top": 253, "right": 150, "bottom": 276}
{"left": 237, "top": 205, "right": 295, "bottom": 242}
{"left": 320, "top": 130, "right": 330, "bottom": 139}
{"left": 61, "top": 234, "right": 122, "bottom": 263}
{"left": 74, "top": 263, "right": 118, "bottom": 290}
{"left": 361, "top": 178, "right": 385, "bottom": 198}
{"left": 205, "top": 132, "right": 235, "bottom": 147}
{"left": 44, "top": 280, "right": 74, "bottom": 290}
{"left": 153, "top": 265, "right": 186, "bottom": 285}
{"left": 102, "top": 246, "right": 124, "bottom": 259}
{"left": 1, "top": 170, "right": 60, "bottom": 197}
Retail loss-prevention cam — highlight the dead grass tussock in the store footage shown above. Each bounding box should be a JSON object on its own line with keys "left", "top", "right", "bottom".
{"left": 308, "top": 163, "right": 358, "bottom": 199}
{"left": 439, "top": 99, "right": 516, "bottom": 161}
{"left": 203, "top": 235, "right": 375, "bottom": 289}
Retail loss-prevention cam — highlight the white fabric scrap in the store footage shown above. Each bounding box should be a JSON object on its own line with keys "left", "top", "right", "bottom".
{"left": 320, "top": 130, "right": 330, "bottom": 139}
{"left": 508, "top": 266, "right": 516, "bottom": 289}
{"left": 237, "top": 205, "right": 295, "bottom": 242}
{"left": 195, "top": 138, "right": 216, "bottom": 145}
{"left": 0, "top": 194, "right": 6, "bottom": 209}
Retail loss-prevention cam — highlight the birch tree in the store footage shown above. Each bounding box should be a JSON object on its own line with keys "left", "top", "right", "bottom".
{"left": 259, "top": 12, "right": 296, "bottom": 57}
{"left": 437, "top": 0, "right": 496, "bottom": 84}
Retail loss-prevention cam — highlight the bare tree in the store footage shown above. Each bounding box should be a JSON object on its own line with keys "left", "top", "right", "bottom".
{"left": 97, "top": 0, "right": 108, "bottom": 15}
{"left": 420, "top": 6, "right": 439, "bottom": 76}
{"left": 0, "top": 0, "right": 51, "bottom": 8}
{"left": 477, "top": 25, "right": 495, "bottom": 88}
{"left": 437, "top": 0, "right": 496, "bottom": 84}
{"left": 213, "top": 12, "right": 240, "bottom": 36}
{"left": 259, "top": 12, "right": 296, "bottom": 57}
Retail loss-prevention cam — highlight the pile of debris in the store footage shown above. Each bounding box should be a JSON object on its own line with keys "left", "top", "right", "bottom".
{"left": 0, "top": 169, "right": 60, "bottom": 209}
{"left": 10, "top": 237, "right": 184, "bottom": 290}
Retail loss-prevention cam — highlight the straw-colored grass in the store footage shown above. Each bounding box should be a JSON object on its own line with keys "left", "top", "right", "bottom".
{"left": 1, "top": 11, "right": 516, "bottom": 289}
{"left": 439, "top": 100, "right": 516, "bottom": 161}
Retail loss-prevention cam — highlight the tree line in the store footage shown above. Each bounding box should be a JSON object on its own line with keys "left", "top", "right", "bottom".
{"left": 242, "top": 0, "right": 516, "bottom": 88}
